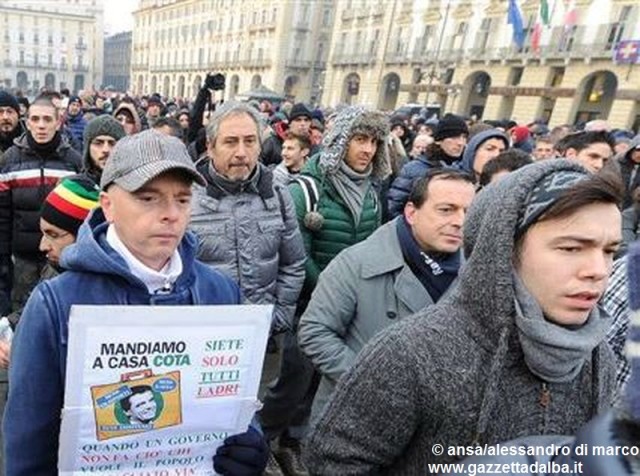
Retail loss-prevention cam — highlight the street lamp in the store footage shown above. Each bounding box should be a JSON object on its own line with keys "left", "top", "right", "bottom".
{"left": 446, "top": 84, "right": 462, "bottom": 113}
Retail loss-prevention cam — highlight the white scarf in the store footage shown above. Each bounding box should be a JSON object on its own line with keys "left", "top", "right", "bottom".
{"left": 106, "top": 225, "right": 183, "bottom": 294}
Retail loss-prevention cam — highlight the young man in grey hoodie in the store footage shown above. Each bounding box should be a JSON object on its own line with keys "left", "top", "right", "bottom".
{"left": 304, "top": 159, "right": 623, "bottom": 475}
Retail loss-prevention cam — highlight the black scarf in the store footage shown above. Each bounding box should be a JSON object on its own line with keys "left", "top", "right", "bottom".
{"left": 0, "top": 124, "right": 22, "bottom": 152}
{"left": 204, "top": 162, "right": 261, "bottom": 197}
{"left": 26, "top": 131, "right": 62, "bottom": 156}
{"left": 396, "top": 216, "right": 461, "bottom": 302}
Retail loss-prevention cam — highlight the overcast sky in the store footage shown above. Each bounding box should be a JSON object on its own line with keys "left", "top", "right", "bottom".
{"left": 104, "top": 0, "right": 137, "bottom": 35}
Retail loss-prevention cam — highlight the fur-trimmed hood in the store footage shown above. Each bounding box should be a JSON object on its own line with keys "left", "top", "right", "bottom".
{"left": 318, "top": 105, "right": 391, "bottom": 179}
{"left": 113, "top": 102, "right": 142, "bottom": 134}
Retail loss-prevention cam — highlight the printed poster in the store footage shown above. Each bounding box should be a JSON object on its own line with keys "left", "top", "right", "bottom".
{"left": 59, "top": 305, "right": 272, "bottom": 476}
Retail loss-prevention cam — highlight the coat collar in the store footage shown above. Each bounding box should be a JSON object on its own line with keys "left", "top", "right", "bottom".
{"left": 360, "top": 218, "right": 407, "bottom": 278}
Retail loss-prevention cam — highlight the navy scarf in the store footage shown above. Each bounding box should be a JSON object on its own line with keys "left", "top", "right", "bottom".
{"left": 396, "top": 216, "right": 461, "bottom": 302}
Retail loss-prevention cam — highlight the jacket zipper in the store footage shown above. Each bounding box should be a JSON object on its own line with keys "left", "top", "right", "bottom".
{"left": 539, "top": 382, "right": 550, "bottom": 407}
{"left": 539, "top": 382, "right": 550, "bottom": 432}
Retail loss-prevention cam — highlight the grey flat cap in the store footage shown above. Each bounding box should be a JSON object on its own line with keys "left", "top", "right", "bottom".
{"left": 100, "top": 129, "right": 206, "bottom": 191}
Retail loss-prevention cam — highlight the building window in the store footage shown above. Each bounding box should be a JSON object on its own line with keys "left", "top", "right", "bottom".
{"left": 322, "top": 9, "right": 331, "bottom": 27}
{"left": 476, "top": 18, "right": 492, "bottom": 52}
{"left": 605, "top": 6, "right": 633, "bottom": 50}
{"left": 509, "top": 67, "right": 524, "bottom": 86}
{"left": 549, "top": 67, "right": 565, "bottom": 87}
{"left": 370, "top": 29, "right": 380, "bottom": 55}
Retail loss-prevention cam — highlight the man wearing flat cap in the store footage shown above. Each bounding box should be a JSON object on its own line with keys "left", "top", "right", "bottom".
{"left": 4, "top": 130, "right": 270, "bottom": 475}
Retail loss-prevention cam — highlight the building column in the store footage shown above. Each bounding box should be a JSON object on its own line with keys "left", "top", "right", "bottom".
{"left": 608, "top": 99, "right": 637, "bottom": 129}
{"left": 549, "top": 97, "right": 575, "bottom": 126}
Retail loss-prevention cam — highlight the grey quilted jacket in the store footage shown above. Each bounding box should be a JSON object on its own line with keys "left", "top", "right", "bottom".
{"left": 190, "top": 163, "right": 306, "bottom": 331}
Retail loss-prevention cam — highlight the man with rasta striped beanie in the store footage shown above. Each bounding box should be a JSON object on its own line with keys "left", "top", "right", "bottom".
{"left": 3, "top": 176, "right": 99, "bottom": 354}
{"left": 39, "top": 175, "right": 99, "bottom": 267}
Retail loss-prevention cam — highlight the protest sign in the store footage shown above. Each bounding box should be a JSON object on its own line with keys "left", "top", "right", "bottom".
{"left": 59, "top": 304, "right": 272, "bottom": 476}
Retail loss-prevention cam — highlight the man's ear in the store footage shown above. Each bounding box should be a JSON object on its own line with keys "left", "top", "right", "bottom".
{"left": 404, "top": 201, "right": 417, "bottom": 226}
{"left": 99, "top": 191, "right": 114, "bottom": 223}
{"left": 564, "top": 147, "right": 577, "bottom": 159}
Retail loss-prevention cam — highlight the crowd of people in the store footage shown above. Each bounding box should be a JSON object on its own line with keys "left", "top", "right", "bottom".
{"left": 0, "top": 77, "right": 639, "bottom": 476}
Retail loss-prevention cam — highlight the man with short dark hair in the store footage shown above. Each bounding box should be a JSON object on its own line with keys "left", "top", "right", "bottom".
{"left": 121, "top": 385, "right": 158, "bottom": 425}
{"left": 479, "top": 149, "right": 534, "bottom": 187}
{"left": 272, "top": 131, "right": 311, "bottom": 186}
{"left": 533, "top": 135, "right": 555, "bottom": 161}
{"left": 298, "top": 169, "right": 476, "bottom": 420}
{"left": 0, "top": 97, "right": 82, "bottom": 316}
{"left": 152, "top": 116, "right": 183, "bottom": 138}
{"left": 558, "top": 130, "right": 614, "bottom": 173}
{"left": 4, "top": 130, "right": 269, "bottom": 475}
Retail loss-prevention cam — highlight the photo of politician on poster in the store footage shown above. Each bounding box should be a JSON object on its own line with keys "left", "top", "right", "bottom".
{"left": 90, "top": 369, "right": 182, "bottom": 441}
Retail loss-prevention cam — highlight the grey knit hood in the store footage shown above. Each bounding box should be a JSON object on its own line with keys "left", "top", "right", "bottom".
{"left": 318, "top": 105, "right": 391, "bottom": 179}
{"left": 459, "top": 159, "right": 590, "bottom": 340}
{"left": 451, "top": 158, "right": 610, "bottom": 439}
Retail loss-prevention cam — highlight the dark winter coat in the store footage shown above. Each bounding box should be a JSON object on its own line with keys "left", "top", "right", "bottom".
{"left": 387, "top": 145, "right": 460, "bottom": 219}
{"left": 0, "top": 133, "right": 81, "bottom": 313}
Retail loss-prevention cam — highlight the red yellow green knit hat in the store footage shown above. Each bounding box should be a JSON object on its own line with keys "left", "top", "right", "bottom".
{"left": 40, "top": 176, "right": 100, "bottom": 235}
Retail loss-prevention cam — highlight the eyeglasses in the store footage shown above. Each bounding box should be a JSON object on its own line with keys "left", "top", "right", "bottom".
{"left": 116, "top": 115, "right": 134, "bottom": 125}
{"left": 42, "top": 230, "right": 71, "bottom": 242}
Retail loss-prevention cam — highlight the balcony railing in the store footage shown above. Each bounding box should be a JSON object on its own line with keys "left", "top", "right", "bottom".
{"left": 75, "top": 42, "right": 87, "bottom": 51}
{"left": 464, "top": 41, "right": 617, "bottom": 63}
{"left": 342, "top": 9, "right": 355, "bottom": 20}
{"left": 242, "top": 58, "right": 271, "bottom": 68}
{"left": 73, "top": 64, "right": 89, "bottom": 72}
{"left": 285, "top": 59, "right": 312, "bottom": 69}
{"left": 384, "top": 51, "right": 411, "bottom": 64}
{"left": 331, "top": 53, "right": 375, "bottom": 66}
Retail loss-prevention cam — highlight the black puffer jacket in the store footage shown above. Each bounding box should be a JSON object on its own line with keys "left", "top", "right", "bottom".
{"left": 0, "top": 132, "right": 81, "bottom": 310}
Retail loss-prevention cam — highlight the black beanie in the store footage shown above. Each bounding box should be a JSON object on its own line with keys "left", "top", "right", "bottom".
{"left": 434, "top": 114, "right": 469, "bottom": 141}
{"left": 0, "top": 91, "right": 20, "bottom": 114}
{"left": 289, "top": 103, "right": 312, "bottom": 122}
